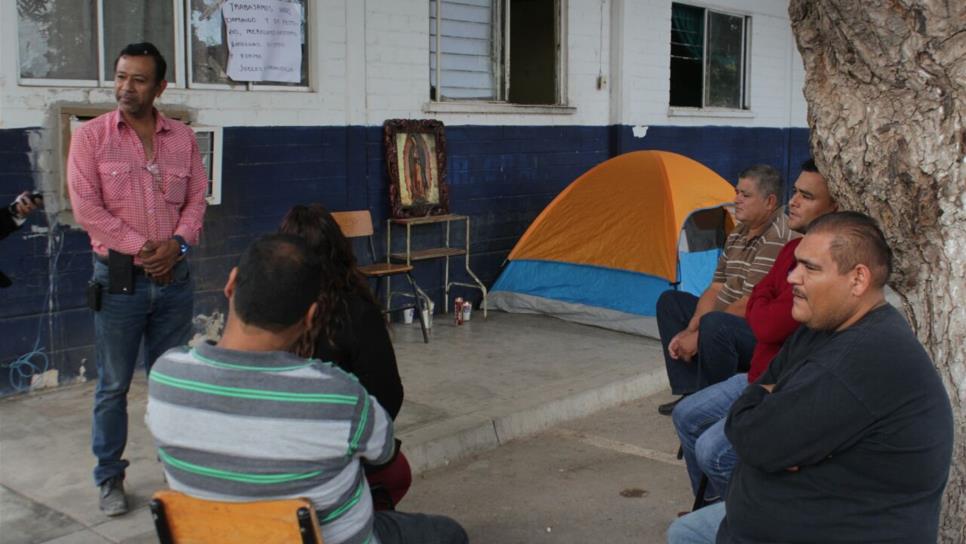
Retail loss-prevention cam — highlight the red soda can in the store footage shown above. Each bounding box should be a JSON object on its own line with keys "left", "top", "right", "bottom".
{"left": 454, "top": 297, "right": 464, "bottom": 325}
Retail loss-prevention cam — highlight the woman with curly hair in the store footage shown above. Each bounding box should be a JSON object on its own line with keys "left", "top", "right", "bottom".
{"left": 279, "top": 203, "right": 410, "bottom": 509}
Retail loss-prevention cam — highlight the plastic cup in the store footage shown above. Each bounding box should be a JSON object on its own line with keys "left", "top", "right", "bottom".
{"left": 421, "top": 301, "right": 434, "bottom": 329}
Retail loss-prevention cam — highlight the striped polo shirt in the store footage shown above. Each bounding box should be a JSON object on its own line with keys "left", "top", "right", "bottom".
{"left": 146, "top": 342, "right": 394, "bottom": 544}
{"left": 713, "top": 208, "right": 797, "bottom": 306}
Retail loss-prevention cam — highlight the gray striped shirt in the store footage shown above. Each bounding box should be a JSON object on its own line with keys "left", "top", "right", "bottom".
{"left": 146, "top": 342, "right": 394, "bottom": 544}
{"left": 713, "top": 208, "right": 797, "bottom": 306}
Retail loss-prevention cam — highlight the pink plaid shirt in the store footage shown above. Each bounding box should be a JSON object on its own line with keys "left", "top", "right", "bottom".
{"left": 68, "top": 109, "right": 208, "bottom": 263}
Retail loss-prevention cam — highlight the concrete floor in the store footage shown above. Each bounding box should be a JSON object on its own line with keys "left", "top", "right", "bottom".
{"left": 403, "top": 394, "right": 691, "bottom": 543}
{"left": 0, "top": 311, "right": 680, "bottom": 543}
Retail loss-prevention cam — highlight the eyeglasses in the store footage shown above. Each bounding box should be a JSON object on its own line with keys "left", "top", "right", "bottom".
{"left": 145, "top": 163, "right": 162, "bottom": 192}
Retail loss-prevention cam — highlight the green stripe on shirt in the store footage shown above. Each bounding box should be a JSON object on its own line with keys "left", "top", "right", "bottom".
{"left": 191, "top": 348, "right": 316, "bottom": 372}
{"left": 347, "top": 393, "right": 370, "bottom": 455}
{"left": 150, "top": 370, "right": 358, "bottom": 404}
{"left": 158, "top": 448, "right": 321, "bottom": 484}
{"left": 320, "top": 480, "right": 367, "bottom": 523}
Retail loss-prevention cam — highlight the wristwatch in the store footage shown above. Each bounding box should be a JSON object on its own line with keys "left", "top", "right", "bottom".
{"left": 173, "top": 235, "right": 189, "bottom": 258}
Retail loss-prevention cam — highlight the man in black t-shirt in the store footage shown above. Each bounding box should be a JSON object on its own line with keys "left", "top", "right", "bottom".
{"left": 668, "top": 212, "right": 954, "bottom": 544}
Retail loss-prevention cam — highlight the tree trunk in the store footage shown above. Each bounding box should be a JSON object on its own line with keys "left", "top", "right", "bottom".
{"left": 789, "top": 1, "right": 965, "bottom": 542}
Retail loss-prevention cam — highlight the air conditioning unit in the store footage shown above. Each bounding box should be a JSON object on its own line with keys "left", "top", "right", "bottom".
{"left": 190, "top": 125, "right": 223, "bottom": 206}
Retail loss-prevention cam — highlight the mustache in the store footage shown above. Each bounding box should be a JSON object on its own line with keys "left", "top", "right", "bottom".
{"left": 792, "top": 288, "right": 806, "bottom": 299}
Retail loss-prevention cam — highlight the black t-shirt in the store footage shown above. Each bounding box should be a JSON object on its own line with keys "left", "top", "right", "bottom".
{"left": 313, "top": 293, "right": 404, "bottom": 420}
{"left": 1, "top": 208, "right": 22, "bottom": 287}
{"left": 1, "top": 208, "right": 20, "bottom": 239}
{"left": 719, "top": 304, "right": 953, "bottom": 544}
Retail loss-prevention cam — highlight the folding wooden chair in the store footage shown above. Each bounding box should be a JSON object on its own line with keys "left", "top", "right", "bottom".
{"left": 149, "top": 490, "right": 323, "bottom": 544}
{"left": 331, "top": 210, "right": 429, "bottom": 343}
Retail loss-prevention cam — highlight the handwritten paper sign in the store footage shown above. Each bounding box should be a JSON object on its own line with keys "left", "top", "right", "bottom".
{"left": 224, "top": 0, "right": 302, "bottom": 83}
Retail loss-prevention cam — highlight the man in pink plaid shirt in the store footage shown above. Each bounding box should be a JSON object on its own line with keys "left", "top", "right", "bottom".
{"left": 67, "top": 42, "right": 207, "bottom": 516}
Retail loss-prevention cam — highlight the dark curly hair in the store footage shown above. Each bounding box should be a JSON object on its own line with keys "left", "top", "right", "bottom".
{"left": 279, "top": 204, "right": 380, "bottom": 358}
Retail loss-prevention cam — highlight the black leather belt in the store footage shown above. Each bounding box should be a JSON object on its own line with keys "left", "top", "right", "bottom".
{"left": 94, "top": 254, "right": 147, "bottom": 276}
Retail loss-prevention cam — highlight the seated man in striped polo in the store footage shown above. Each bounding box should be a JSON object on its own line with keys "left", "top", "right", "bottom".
{"left": 656, "top": 165, "right": 796, "bottom": 415}
{"left": 146, "top": 234, "right": 467, "bottom": 544}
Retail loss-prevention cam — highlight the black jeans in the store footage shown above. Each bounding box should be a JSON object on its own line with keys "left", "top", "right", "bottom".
{"left": 656, "top": 290, "right": 756, "bottom": 395}
{"left": 373, "top": 511, "right": 468, "bottom": 544}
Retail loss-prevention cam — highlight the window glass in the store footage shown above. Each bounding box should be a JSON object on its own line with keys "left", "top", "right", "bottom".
{"left": 18, "top": 0, "right": 98, "bottom": 80}
{"left": 669, "top": 3, "right": 703, "bottom": 108}
{"left": 670, "top": 4, "right": 748, "bottom": 110}
{"left": 102, "top": 0, "right": 177, "bottom": 83}
{"left": 17, "top": 0, "right": 308, "bottom": 89}
{"left": 192, "top": 0, "right": 308, "bottom": 87}
{"left": 189, "top": 0, "right": 233, "bottom": 85}
{"left": 507, "top": 0, "right": 557, "bottom": 104}
{"left": 705, "top": 11, "right": 743, "bottom": 108}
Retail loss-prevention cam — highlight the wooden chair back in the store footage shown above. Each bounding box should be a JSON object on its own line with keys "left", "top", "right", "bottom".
{"left": 331, "top": 210, "right": 374, "bottom": 239}
{"left": 150, "top": 490, "right": 323, "bottom": 544}
{"left": 328, "top": 210, "right": 429, "bottom": 342}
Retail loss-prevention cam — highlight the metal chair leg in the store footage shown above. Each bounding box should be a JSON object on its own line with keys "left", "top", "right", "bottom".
{"left": 296, "top": 507, "right": 321, "bottom": 544}
{"left": 149, "top": 500, "right": 174, "bottom": 544}
{"left": 692, "top": 474, "right": 710, "bottom": 511}
{"left": 406, "top": 272, "right": 429, "bottom": 343}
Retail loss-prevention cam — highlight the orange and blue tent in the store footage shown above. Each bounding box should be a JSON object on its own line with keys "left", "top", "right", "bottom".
{"left": 488, "top": 150, "right": 736, "bottom": 337}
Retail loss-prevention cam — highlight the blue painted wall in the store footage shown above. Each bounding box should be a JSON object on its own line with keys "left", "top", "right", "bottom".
{"left": 0, "top": 123, "right": 809, "bottom": 396}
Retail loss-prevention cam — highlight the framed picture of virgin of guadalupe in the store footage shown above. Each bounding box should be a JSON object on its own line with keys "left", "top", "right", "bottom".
{"left": 384, "top": 119, "right": 450, "bottom": 218}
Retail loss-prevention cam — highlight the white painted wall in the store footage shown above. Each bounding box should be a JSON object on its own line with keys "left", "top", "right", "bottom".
{"left": 0, "top": 0, "right": 807, "bottom": 130}
{"left": 617, "top": 0, "right": 807, "bottom": 128}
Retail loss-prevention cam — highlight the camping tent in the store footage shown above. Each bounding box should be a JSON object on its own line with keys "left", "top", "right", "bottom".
{"left": 488, "top": 150, "right": 736, "bottom": 338}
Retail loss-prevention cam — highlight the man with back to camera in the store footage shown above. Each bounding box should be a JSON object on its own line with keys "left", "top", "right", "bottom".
{"left": 656, "top": 165, "right": 795, "bottom": 415}
{"left": 672, "top": 160, "right": 837, "bottom": 501}
{"left": 146, "top": 234, "right": 468, "bottom": 544}
{"left": 668, "top": 212, "right": 954, "bottom": 544}
{"left": 67, "top": 42, "right": 208, "bottom": 515}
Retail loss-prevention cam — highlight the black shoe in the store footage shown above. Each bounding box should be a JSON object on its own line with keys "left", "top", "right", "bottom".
{"left": 658, "top": 396, "right": 686, "bottom": 416}
{"left": 98, "top": 476, "right": 128, "bottom": 516}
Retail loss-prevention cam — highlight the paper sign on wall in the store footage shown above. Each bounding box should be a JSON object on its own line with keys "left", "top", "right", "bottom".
{"left": 225, "top": 0, "right": 302, "bottom": 83}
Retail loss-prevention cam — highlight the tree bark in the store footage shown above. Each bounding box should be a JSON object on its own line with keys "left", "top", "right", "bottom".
{"left": 789, "top": 1, "right": 965, "bottom": 542}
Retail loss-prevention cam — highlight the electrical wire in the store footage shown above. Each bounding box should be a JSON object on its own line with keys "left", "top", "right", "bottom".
{"left": 4, "top": 216, "right": 64, "bottom": 393}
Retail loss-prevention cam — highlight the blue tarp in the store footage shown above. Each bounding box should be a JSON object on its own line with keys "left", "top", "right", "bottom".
{"left": 491, "top": 248, "right": 721, "bottom": 317}
{"left": 677, "top": 249, "right": 722, "bottom": 298}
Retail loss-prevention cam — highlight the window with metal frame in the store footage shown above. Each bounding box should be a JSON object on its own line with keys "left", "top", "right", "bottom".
{"left": 16, "top": 0, "right": 309, "bottom": 90}
{"left": 669, "top": 2, "right": 750, "bottom": 110}
{"left": 186, "top": 0, "right": 309, "bottom": 90}
{"left": 429, "top": 0, "right": 561, "bottom": 105}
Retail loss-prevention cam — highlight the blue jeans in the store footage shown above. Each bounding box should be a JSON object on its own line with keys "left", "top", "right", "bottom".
{"left": 673, "top": 374, "right": 747, "bottom": 497}
{"left": 374, "top": 511, "right": 468, "bottom": 544}
{"left": 91, "top": 258, "right": 194, "bottom": 485}
{"left": 656, "top": 290, "right": 756, "bottom": 395}
{"left": 667, "top": 502, "right": 725, "bottom": 544}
